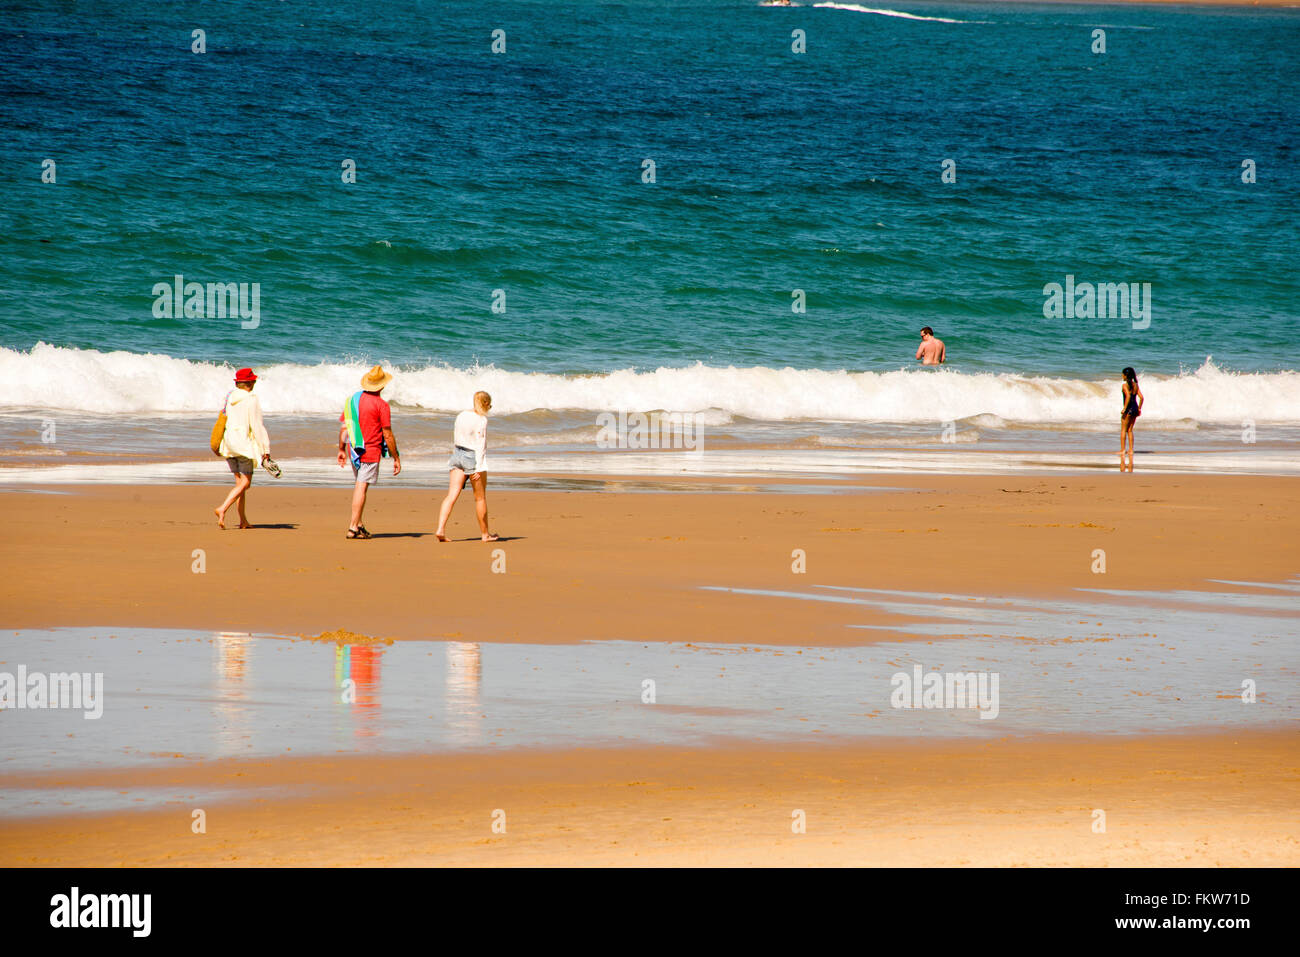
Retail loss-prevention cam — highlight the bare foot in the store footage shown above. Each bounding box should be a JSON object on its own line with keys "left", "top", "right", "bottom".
{"left": 214, "top": 507, "right": 226, "bottom": 529}
{"left": 239, "top": 521, "right": 252, "bottom": 529}
{"left": 482, "top": 533, "right": 499, "bottom": 542}
{"left": 436, "top": 532, "right": 448, "bottom": 542}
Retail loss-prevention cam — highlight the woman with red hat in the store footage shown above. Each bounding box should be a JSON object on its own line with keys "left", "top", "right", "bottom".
{"left": 214, "top": 367, "right": 272, "bottom": 529}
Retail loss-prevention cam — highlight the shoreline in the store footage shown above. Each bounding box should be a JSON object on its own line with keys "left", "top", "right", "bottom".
{"left": 6, "top": 437, "right": 1300, "bottom": 484}
{"left": 3, "top": 731, "right": 1295, "bottom": 866}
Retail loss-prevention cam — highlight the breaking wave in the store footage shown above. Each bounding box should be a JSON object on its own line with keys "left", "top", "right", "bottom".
{"left": 1, "top": 345, "right": 1295, "bottom": 426}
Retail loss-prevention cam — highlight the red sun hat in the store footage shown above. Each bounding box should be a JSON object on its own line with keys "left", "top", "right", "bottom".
{"left": 234, "top": 367, "right": 258, "bottom": 383}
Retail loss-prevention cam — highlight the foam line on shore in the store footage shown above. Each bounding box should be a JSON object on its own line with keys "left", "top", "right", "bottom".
{"left": 4, "top": 444, "right": 1300, "bottom": 485}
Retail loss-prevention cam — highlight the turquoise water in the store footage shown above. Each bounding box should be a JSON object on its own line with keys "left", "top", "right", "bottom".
{"left": 1, "top": 1, "right": 1298, "bottom": 464}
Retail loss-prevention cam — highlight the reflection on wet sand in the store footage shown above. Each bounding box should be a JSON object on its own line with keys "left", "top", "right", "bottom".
{"left": 4, "top": 581, "right": 1295, "bottom": 793}
{"left": 334, "top": 643, "right": 384, "bottom": 738}
{"left": 213, "top": 632, "right": 251, "bottom": 756}
{"left": 445, "top": 642, "right": 482, "bottom": 744}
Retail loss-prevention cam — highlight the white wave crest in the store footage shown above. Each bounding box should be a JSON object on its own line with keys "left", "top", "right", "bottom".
{"left": 812, "top": 3, "right": 980, "bottom": 24}
{"left": 0, "top": 345, "right": 1296, "bottom": 426}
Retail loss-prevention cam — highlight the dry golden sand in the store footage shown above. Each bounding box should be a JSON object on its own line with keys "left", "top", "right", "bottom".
{"left": 1, "top": 474, "right": 1297, "bottom": 644}
{"left": 0, "top": 475, "right": 1296, "bottom": 866}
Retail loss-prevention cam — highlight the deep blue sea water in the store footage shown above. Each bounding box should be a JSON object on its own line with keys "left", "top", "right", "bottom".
{"left": 0, "top": 1, "right": 1297, "bottom": 466}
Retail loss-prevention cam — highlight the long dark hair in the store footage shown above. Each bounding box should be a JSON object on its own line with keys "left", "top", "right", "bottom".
{"left": 1122, "top": 367, "right": 1138, "bottom": 388}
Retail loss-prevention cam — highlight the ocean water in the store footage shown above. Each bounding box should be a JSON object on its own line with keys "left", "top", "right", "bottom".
{"left": 1, "top": 1, "right": 1298, "bottom": 474}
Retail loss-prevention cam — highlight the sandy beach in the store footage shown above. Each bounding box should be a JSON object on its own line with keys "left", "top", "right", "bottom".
{"left": 2, "top": 474, "right": 1297, "bottom": 866}
{"left": 2, "top": 474, "right": 1295, "bottom": 643}
{"left": 2, "top": 732, "right": 1294, "bottom": 867}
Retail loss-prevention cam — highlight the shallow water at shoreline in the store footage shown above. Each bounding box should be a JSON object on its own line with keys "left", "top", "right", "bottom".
{"left": 1, "top": 580, "right": 1295, "bottom": 814}
{"left": 6, "top": 424, "right": 1300, "bottom": 484}
{"left": 5, "top": 399, "right": 1299, "bottom": 482}
{"left": 3, "top": 445, "right": 1299, "bottom": 486}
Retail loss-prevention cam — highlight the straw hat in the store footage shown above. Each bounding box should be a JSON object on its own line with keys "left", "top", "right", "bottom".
{"left": 360, "top": 365, "right": 393, "bottom": 391}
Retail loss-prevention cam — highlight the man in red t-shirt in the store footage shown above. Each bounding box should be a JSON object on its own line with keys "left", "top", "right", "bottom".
{"left": 337, "top": 365, "right": 402, "bottom": 539}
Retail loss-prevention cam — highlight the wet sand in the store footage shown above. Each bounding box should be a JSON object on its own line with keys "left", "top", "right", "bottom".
{"left": 2, "top": 732, "right": 1295, "bottom": 866}
{"left": 1, "top": 474, "right": 1296, "bottom": 643}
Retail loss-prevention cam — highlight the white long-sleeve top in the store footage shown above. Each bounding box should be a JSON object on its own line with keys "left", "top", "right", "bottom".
{"left": 453, "top": 409, "right": 488, "bottom": 472}
{"left": 219, "top": 388, "right": 271, "bottom": 461}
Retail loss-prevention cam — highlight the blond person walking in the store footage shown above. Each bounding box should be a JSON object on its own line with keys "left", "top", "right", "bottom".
{"left": 214, "top": 367, "right": 272, "bottom": 529}
{"left": 435, "top": 391, "right": 498, "bottom": 542}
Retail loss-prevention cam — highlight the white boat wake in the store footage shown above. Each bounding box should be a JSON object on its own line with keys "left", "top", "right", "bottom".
{"left": 811, "top": 3, "right": 984, "bottom": 24}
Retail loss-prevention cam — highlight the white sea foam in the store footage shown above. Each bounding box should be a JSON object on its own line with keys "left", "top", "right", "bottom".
{"left": 812, "top": 3, "right": 981, "bottom": 24}
{"left": 1, "top": 345, "right": 1296, "bottom": 426}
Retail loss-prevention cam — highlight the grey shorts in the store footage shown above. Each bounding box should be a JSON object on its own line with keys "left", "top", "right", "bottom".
{"left": 448, "top": 445, "right": 479, "bottom": 474}
{"left": 352, "top": 460, "right": 380, "bottom": 485}
{"left": 227, "top": 455, "right": 255, "bottom": 477}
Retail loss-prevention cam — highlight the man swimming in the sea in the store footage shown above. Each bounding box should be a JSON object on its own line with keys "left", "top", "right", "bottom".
{"left": 916, "top": 327, "right": 946, "bottom": 365}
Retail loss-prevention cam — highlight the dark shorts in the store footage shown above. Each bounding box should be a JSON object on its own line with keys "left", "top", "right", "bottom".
{"left": 227, "top": 455, "right": 255, "bottom": 477}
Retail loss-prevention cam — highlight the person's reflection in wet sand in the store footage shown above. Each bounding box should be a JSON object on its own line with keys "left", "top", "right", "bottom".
{"left": 445, "top": 642, "right": 482, "bottom": 744}
{"left": 213, "top": 632, "right": 251, "bottom": 756}
{"left": 334, "top": 642, "right": 385, "bottom": 740}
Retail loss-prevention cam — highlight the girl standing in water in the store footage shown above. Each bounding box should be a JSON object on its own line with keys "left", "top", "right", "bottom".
{"left": 1120, "top": 366, "right": 1143, "bottom": 472}
{"left": 436, "top": 391, "right": 499, "bottom": 542}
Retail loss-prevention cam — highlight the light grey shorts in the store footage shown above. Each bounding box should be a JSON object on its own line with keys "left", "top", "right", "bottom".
{"left": 227, "top": 455, "right": 255, "bottom": 477}
{"left": 352, "top": 460, "right": 380, "bottom": 485}
{"left": 448, "top": 445, "right": 479, "bottom": 474}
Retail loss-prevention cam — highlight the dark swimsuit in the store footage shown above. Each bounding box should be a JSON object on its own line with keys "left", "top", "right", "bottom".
{"left": 1122, "top": 385, "right": 1140, "bottom": 419}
